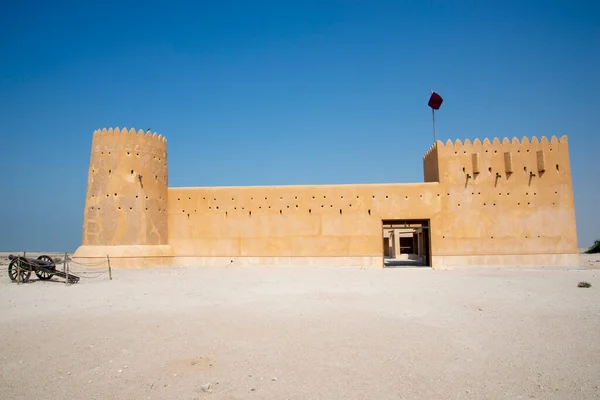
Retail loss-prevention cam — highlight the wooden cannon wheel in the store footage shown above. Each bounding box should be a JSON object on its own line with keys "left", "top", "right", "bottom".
{"left": 8, "top": 258, "right": 32, "bottom": 283}
{"left": 35, "top": 255, "right": 55, "bottom": 280}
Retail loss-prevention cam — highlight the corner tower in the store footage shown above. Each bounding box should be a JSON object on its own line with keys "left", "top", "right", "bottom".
{"left": 73, "top": 127, "right": 171, "bottom": 262}
{"left": 423, "top": 135, "right": 578, "bottom": 266}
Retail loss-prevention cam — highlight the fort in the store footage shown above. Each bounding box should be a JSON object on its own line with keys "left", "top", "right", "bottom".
{"left": 72, "top": 127, "right": 579, "bottom": 268}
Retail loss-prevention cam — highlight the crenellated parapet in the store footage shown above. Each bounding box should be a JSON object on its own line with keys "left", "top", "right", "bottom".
{"left": 436, "top": 135, "right": 567, "bottom": 153}
{"left": 92, "top": 127, "right": 167, "bottom": 143}
{"left": 422, "top": 135, "right": 572, "bottom": 186}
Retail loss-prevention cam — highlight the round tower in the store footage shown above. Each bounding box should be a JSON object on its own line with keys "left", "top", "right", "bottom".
{"left": 74, "top": 127, "right": 171, "bottom": 263}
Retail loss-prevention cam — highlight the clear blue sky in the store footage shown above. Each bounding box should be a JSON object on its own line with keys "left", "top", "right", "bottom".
{"left": 1, "top": 0, "right": 598, "bottom": 251}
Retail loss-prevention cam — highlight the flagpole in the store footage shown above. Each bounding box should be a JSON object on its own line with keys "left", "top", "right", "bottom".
{"left": 432, "top": 108, "right": 436, "bottom": 144}
{"left": 428, "top": 89, "right": 443, "bottom": 145}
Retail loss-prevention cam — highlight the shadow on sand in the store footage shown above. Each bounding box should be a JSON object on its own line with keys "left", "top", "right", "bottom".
{"left": 383, "top": 255, "right": 429, "bottom": 268}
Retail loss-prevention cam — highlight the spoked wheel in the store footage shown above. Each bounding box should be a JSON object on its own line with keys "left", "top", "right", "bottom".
{"left": 35, "top": 255, "right": 55, "bottom": 280}
{"left": 8, "top": 258, "right": 32, "bottom": 283}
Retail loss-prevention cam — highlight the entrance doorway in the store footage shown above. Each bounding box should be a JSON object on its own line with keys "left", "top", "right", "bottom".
{"left": 381, "top": 219, "right": 431, "bottom": 267}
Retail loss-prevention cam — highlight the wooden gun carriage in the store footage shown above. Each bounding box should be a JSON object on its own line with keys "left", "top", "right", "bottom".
{"left": 7, "top": 254, "right": 80, "bottom": 284}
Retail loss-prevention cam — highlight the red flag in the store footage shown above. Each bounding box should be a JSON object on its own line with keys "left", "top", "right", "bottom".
{"left": 428, "top": 91, "right": 443, "bottom": 110}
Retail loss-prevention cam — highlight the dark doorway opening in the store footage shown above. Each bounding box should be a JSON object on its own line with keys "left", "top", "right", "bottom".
{"left": 381, "top": 219, "right": 431, "bottom": 267}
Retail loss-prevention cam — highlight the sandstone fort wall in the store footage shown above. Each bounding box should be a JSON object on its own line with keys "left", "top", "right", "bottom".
{"left": 74, "top": 128, "right": 578, "bottom": 268}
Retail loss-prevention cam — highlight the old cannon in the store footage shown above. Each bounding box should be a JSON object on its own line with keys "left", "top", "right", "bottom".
{"left": 7, "top": 254, "right": 80, "bottom": 284}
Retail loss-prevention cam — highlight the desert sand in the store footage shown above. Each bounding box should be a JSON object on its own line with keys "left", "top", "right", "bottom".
{"left": 1, "top": 254, "right": 600, "bottom": 400}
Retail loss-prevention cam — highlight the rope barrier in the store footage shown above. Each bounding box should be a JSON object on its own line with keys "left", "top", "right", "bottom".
{"left": 66, "top": 260, "right": 110, "bottom": 279}
{"left": 66, "top": 264, "right": 108, "bottom": 272}
{"left": 66, "top": 256, "right": 111, "bottom": 280}
{"left": 67, "top": 268, "right": 108, "bottom": 274}
{"left": 68, "top": 259, "right": 109, "bottom": 267}
{"left": 67, "top": 269, "right": 108, "bottom": 276}
{"left": 66, "top": 268, "right": 108, "bottom": 279}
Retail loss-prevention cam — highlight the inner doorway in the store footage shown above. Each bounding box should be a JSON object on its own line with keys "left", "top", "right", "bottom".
{"left": 381, "top": 219, "right": 431, "bottom": 267}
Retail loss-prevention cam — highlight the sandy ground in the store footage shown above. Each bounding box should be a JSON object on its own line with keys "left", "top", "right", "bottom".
{"left": 1, "top": 256, "right": 600, "bottom": 400}
{"left": 579, "top": 251, "right": 600, "bottom": 269}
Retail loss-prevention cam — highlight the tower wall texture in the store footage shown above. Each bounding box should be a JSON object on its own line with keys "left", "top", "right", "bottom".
{"left": 78, "top": 127, "right": 169, "bottom": 248}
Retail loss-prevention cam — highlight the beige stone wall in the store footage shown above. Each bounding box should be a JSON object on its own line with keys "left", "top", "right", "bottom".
{"left": 78, "top": 128, "right": 169, "bottom": 246}
{"left": 432, "top": 135, "right": 577, "bottom": 258}
{"left": 167, "top": 182, "right": 441, "bottom": 258}
{"left": 74, "top": 128, "right": 578, "bottom": 268}
{"left": 166, "top": 135, "right": 577, "bottom": 266}
{"left": 423, "top": 143, "right": 439, "bottom": 182}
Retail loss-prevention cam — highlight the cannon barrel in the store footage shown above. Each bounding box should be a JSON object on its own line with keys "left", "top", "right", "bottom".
{"left": 7, "top": 254, "right": 54, "bottom": 267}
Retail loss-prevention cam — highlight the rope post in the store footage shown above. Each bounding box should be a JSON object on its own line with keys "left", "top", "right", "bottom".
{"left": 20, "top": 251, "right": 26, "bottom": 284}
{"left": 64, "top": 255, "right": 69, "bottom": 286}
{"left": 64, "top": 252, "right": 68, "bottom": 283}
{"left": 17, "top": 256, "right": 21, "bottom": 285}
{"left": 107, "top": 255, "right": 112, "bottom": 280}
